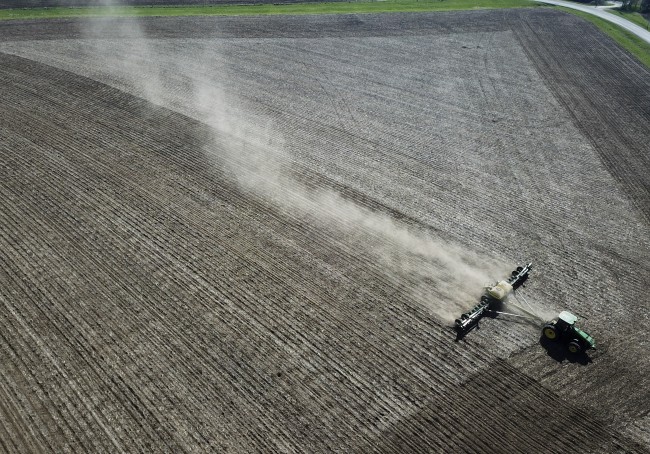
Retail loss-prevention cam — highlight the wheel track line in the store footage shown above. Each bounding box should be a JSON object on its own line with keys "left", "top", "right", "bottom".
{"left": 512, "top": 12, "right": 650, "bottom": 224}
{"left": 5, "top": 37, "right": 548, "bottom": 232}
{"left": 0, "top": 228, "right": 126, "bottom": 454}
{"left": 0, "top": 92, "right": 438, "bottom": 310}
{"left": 0, "top": 105, "right": 502, "bottom": 446}
{"left": 50, "top": 145, "right": 484, "bottom": 394}
{"left": 2, "top": 26, "right": 640, "bottom": 448}
{"left": 0, "top": 176, "right": 224, "bottom": 450}
{"left": 1, "top": 55, "right": 506, "bottom": 292}
{"left": 379, "top": 356, "right": 637, "bottom": 453}
{"left": 476, "top": 359, "right": 641, "bottom": 450}
{"left": 1, "top": 72, "right": 608, "bottom": 454}
{"left": 0, "top": 194, "right": 273, "bottom": 452}
{"left": 0, "top": 327, "right": 61, "bottom": 453}
{"left": 0, "top": 294, "right": 110, "bottom": 453}
{"left": 0, "top": 232, "right": 270, "bottom": 452}
{"left": 0, "top": 345, "right": 50, "bottom": 454}
{"left": 0, "top": 168, "right": 350, "bottom": 450}
{"left": 0, "top": 255, "right": 187, "bottom": 452}
{"left": 0, "top": 232, "right": 160, "bottom": 451}
{"left": 1, "top": 101, "right": 476, "bottom": 388}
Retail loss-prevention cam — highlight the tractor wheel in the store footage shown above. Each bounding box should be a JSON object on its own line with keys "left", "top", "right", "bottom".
{"left": 542, "top": 324, "right": 558, "bottom": 341}
{"left": 568, "top": 340, "right": 582, "bottom": 354}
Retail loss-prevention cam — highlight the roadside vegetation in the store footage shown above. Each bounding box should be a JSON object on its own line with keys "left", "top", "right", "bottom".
{"left": 618, "top": 0, "right": 649, "bottom": 15}
{"left": 559, "top": 7, "right": 650, "bottom": 68}
{"left": 0, "top": 0, "right": 536, "bottom": 20}
{"left": 609, "top": 9, "right": 650, "bottom": 29}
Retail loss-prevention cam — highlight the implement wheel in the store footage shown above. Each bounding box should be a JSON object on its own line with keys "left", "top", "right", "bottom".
{"left": 542, "top": 324, "right": 558, "bottom": 341}
{"left": 568, "top": 340, "right": 582, "bottom": 354}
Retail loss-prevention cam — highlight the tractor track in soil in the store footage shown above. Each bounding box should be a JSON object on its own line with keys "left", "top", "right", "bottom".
{"left": 1, "top": 8, "right": 649, "bottom": 453}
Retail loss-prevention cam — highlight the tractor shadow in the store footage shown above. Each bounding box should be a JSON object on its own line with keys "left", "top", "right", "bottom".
{"left": 539, "top": 336, "right": 592, "bottom": 365}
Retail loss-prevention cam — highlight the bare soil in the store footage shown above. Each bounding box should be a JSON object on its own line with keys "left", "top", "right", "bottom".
{"left": 0, "top": 9, "right": 648, "bottom": 453}
{"left": 0, "top": 0, "right": 339, "bottom": 9}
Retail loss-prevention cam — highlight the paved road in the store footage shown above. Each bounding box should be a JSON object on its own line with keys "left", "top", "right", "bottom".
{"left": 535, "top": 0, "right": 650, "bottom": 44}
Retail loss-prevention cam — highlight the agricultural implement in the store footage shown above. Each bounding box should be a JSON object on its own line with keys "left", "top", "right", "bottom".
{"left": 455, "top": 263, "right": 596, "bottom": 354}
{"left": 455, "top": 263, "right": 533, "bottom": 336}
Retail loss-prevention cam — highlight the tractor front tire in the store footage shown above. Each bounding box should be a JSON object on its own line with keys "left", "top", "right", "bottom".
{"left": 568, "top": 340, "right": 582, "bottom": 354}
{"left": 542, "top": 324, "right": 558, "bottom": 341}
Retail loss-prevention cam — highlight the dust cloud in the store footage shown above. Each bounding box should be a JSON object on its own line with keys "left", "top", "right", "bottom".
{"left": 81, "top": 8, "right": 510, "bottom": 324}
{"left": 81, "top": 0, "right": 165, "bottom": 106}
{"left": 188, "top": 71, "right": 509, "bottom": 322}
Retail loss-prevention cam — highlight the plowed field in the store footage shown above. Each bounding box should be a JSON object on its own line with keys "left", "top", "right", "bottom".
{"left": 0, "top": 0, "right": 336, "bottom": 8}
{"left": 1, "top": 9, "right": 649, "bottom": 453}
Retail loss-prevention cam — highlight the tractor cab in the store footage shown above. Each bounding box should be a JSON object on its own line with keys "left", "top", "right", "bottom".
{"left": 556, "top": 311, "right": 577, "bottom": 331}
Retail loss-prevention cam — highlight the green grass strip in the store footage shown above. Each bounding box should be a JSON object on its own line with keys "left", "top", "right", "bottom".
{"left": 0, "top": 0, "right": 536, "bottom": 21}
{"left": 607, "top": 9, "right": 650, "bottom": 29}
{"left": 557, "top": 7, "right": 650, "bottom": 69}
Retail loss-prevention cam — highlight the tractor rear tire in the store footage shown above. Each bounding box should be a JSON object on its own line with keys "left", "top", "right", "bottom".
{"left": 542, "top": 324, "right": 559, "bottom": 341}
{"left": 568, "top": 340, "right": 582, "bottom": 354}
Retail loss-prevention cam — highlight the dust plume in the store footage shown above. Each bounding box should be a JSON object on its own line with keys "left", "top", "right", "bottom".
{"left": 188, "top": 77, "right": 509, "bottom": 321}
{"left": 81, "top": 0, "right": 164, "bottom": 106}
{"left": 79, "top": 14, "right": 510, "bottom": 323}
{"left": 181, "top": 52, "right": 509, "bottom": 323}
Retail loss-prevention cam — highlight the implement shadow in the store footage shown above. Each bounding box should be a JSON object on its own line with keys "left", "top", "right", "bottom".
{"left": 360, "top": 358, "right": 627, "bottom": 454}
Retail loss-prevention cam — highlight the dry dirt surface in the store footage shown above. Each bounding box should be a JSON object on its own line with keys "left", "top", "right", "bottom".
{"left": 1, "top": 9, "right": 649, "bottom": 453}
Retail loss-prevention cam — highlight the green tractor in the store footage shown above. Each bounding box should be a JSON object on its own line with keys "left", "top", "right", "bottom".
{"left": 542, "top": 311, "right": 596, "bottom": 354}
{"left": 454, "top": 263, "right": 597, "bottom": 357}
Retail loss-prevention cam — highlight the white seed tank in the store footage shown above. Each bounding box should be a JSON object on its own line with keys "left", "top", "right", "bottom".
{"left": 487, "top": 280, "right": 514, "bottom": 301}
